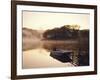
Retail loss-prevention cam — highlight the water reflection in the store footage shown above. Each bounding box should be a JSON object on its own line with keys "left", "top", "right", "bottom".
{"left": 23, "top": 40, "right": 89, "bottom": 69}
{"left": 23, "top": 48, "right": 74, "bottom": 69}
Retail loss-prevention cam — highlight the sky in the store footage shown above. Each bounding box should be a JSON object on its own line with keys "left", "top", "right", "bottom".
{"left": 22, "top": 11, "right": 90, "bottom": 30}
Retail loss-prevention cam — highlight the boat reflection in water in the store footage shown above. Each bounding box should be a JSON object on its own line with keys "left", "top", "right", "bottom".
{"left": 50, "top": 48, "right": 89, "bottom": 66}
{"left": 50, "top": 48, "right": 72, "bottom": 63}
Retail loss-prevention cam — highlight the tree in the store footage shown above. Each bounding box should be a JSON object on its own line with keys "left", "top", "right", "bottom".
{"left": 43, "top": 25, "right": 80, "bottom": 40}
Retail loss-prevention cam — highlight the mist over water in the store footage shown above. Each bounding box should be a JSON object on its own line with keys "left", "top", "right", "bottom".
{"left": 22, "top": 38, "right": 79, "bottom": 69}
{"left": 22, "top": 28, "right": 89, "bottom": 69}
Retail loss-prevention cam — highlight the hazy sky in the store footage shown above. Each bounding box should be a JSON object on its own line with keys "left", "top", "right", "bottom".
{"left": 23, "top": 11, "right": 90, "bottom": 30}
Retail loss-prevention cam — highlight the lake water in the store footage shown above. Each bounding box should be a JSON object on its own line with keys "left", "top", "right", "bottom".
{"left": 23, "top": 48, "right": 75, "bottom": 69}
{"left": 22, "top": 40, "right": 82, "bottom": 69}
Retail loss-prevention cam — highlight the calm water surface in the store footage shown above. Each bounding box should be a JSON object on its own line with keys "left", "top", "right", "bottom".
{"left": 23, "top": 40, "right": 79, "bottom": 69}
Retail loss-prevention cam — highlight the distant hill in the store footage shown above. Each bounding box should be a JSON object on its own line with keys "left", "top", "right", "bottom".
{"left": 22, "top": 28, "right": 41, "bottom": 39}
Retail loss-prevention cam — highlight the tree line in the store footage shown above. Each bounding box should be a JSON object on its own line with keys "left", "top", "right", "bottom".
{"left": 43, "top": 25, "right": 89, "bottom": 40}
